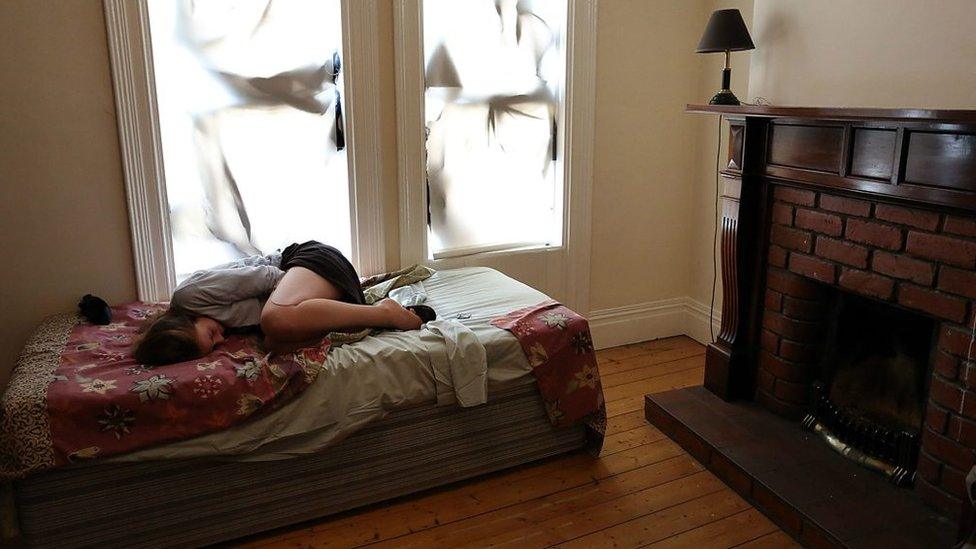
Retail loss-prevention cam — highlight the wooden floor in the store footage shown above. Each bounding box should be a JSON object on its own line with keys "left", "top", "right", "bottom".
{"left": 236, "top": 337, "right": 800, "bottom": 549}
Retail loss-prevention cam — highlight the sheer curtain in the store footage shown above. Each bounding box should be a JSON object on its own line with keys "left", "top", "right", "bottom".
{"left": 423, "top": 0, "right": 567, "bottom": 258}
{"left": 148, "top": 0, "right": 351, "bottom": 279}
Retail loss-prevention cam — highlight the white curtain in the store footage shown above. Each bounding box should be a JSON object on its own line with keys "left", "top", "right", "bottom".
{"left": 423, "top": 0, "right": 567, "bottom": 257}
{"left": 148, "top": 0, "right": 351, "bottom": 278}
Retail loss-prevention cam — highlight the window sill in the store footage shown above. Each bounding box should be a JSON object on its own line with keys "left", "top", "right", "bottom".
{"left": 431, "top": 242, "right": 562, "bottom": 261}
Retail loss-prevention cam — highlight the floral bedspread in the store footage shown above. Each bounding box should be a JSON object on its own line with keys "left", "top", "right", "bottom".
{"left": 491, "top": 300, "right": 607, "bottom": 454}
{"left": 0, "top": 303, "right": 328, "bottom": 480}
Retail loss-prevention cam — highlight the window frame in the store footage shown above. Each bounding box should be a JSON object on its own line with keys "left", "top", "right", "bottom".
{"left": 393, "top": 0, "right": 597, "bottom": 313}
{"left": 103, "top": 0, "right": 387, "bottom": 301}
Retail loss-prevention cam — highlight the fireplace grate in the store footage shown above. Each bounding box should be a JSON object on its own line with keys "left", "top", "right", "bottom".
{"left": 802, "top": 381, "right": 920, "bottom": 487}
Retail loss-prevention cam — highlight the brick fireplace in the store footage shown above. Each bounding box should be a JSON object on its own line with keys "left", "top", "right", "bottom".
{"left": 644, "top": 105, "right": 976, "bottom": 546}
{"left": 758, "top": 185, "right": 976, "bottom": 517}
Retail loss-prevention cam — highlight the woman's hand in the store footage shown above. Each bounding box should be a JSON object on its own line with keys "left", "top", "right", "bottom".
{"left": 377, "top": 298, "right": 423, "bottom": 330}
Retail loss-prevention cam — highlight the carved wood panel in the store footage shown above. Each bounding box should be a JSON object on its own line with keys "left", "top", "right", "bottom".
{"left": 849, "top": 128, "right": 896, "bottom": 180}
{"left": 705, "top": 117, "right": 769, "bottom": 400}
{"left": 717, "top": 198, "right": 740, "bottom": 345}
{"left": 768, "top": 123, "right": 844, "bottom": 173}
{"left": 727, "top": 122, "right": 744, "bottom": 172}
{"left": 904, "top": 131, "right": 976, "bottom": 191}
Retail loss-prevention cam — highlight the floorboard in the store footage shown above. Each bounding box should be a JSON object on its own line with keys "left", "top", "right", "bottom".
{"left": 233, "top": 336, "right": 799, "bottom": 549}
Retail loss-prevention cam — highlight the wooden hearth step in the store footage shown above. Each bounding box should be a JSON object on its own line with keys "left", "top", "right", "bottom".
{"left": 644, "top": 387, "right": 955, "bottom": 548}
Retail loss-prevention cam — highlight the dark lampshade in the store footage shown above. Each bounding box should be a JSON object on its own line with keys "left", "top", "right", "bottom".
{"left": 696, "top": 9, "right": 755, "bottom": 53}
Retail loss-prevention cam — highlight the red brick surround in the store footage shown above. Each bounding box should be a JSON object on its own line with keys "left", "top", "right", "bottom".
{"left": 758, "top": 185, "right": 976, "bottom": 518}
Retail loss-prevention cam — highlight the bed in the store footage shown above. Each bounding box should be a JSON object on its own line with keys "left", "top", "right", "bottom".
{"left": 4, "top": 267, "right": 595, "bottom": 547}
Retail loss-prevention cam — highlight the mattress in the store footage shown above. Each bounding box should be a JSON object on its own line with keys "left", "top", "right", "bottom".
{"left": 14, "top": 383, "right": 587, "bottom": 548}
{"left": 108, "top": 266, "right": 549, "bottom": 462}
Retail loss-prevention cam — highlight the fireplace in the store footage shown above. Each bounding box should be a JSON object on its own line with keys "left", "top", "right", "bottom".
{"left": 800, "top": 290, "right": 935, "bottom": 487}
{"left": 644, "top": 105, "right": 976, "bottom": 547}
{"left": 756, "top": 184, "right": 975, "bottom": 515}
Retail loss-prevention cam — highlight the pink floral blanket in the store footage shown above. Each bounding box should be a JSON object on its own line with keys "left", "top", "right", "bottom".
{"left": 0, "top": 303, "right": 328, "bottom": 479}
{"left": 491, "top": 300, "right": 606, "bottom": 454}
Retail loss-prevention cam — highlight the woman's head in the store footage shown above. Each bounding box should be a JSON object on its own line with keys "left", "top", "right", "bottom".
{"left": 133, "top": 310, "right": 225, "bottom": 365}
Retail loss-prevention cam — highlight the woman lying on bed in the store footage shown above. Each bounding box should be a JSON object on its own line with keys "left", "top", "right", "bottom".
{"left": 134, "top": 241, "right": 423, "bottom": 365}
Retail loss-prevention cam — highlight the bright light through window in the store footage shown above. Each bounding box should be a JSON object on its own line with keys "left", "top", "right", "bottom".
{"left": 148, "top": 0, "right": 351, "bottom": 279}
{"left": 423, "top": 0, "right": 567, "bottom": 259}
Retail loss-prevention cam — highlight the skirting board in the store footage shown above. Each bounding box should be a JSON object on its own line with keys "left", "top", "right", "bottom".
{"left": 588, "top": 297, "right": 720, "bottom": 350}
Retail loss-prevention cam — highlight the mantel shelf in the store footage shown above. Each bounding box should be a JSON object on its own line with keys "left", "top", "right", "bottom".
{"left": 686, "top": 103, "right": 976, "bottom": 124}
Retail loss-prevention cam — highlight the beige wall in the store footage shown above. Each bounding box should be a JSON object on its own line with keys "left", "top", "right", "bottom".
{"left": 749, "top": 0, "right": 976, "bottom": 108}
{"left": 0, "top": 1, "right": 137, "bottom": 389}
{"left": 589, "top": 0, "right": 710, "bottom": 311}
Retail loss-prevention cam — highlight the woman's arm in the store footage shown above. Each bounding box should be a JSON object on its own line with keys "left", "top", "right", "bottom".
{"left": 171, "top": 264, "right": 284, "bottom": 326}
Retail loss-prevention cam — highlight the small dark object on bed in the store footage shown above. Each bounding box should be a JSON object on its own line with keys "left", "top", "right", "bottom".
{"left": 407, "top": 305, "right": 437, "bottom": 323}
{"left": 78, "top": 294, "right": 112, "bottom": 325}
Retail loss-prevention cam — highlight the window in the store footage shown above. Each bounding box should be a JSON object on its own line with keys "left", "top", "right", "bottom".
{"left": 394, "top": 0, "right": 596, "bottom": 312}
{"left": 147, "top": 0, "right": 351, "bottom": 279}
{"left": 105, "top": 0, "right": 385, "bottom": 301}
{"left": 422, "top": 0, "right": 567, "bottom": 258}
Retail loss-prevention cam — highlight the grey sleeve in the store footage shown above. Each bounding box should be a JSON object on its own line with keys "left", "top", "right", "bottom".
{"left": 188, "top": 298, "right": 267, "bottom": 329}
{"left": 171, "top": 264, "right": 285, "bottom": 314}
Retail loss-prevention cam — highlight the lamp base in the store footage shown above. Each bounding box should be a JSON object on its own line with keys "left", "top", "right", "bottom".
{"left": 708, "top": 89, "right": 741, "bottom": 105}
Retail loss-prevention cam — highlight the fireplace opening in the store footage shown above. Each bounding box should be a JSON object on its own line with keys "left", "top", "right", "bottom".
{"left": 826, "top": 292, "right": 934, "bottom": 429}
{"left": 802, "top": 291, "right": 936, "bottom": 486}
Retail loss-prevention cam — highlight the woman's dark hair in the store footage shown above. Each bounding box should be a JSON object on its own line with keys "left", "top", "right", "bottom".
{"left": 133, "top": 309, "right": 201, "bottom": 366}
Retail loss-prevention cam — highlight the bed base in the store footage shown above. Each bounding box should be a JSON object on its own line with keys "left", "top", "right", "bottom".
{"left": 13, "top": 384, "right": 585, "bottom": 548}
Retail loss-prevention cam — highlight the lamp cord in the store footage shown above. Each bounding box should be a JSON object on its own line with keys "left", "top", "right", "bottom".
{"left": 710, "top": 115, "right": 723, "bottom": 342}
{"left": 967, "top": 313, "right": 976, "bottom": 374}
{"left": 741, "top": 96, "right": 771, "bottom": 107}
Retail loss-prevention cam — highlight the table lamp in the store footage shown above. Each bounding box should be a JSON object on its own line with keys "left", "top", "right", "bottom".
{"left": 697, "top": 9, "right": 755, "bottom": 105}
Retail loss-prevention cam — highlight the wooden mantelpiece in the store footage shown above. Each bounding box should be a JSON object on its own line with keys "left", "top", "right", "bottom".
{"left": 686, "top": 104, "right": 976, "bottom": 400}
{"left": 690, "top": 104, "right": 976, "bottom": 213}
{"left": 687, "top": 104, "right": 976, "bottom": 124}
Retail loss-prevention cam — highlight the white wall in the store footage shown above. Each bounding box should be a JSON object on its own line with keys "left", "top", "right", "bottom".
{"left": 749, "top": 0, "right": 976, "bottom": 108}
{"left": 590, "top": 0, "right": 706, "bottom": 312}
